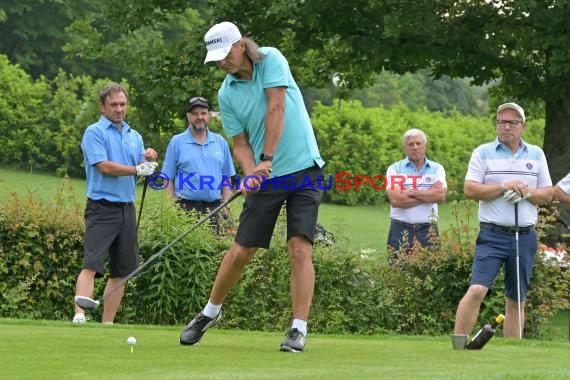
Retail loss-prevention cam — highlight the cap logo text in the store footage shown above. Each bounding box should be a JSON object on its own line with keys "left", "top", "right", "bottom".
{"left": 205, "top": 38, "right": 223, "bottom": 46}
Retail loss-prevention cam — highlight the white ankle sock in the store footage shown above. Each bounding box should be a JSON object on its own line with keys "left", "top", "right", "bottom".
{"left": 202, "top": 301, "right": 222, "bottom": 318}
{"left": 292, "top": 319, "right": 307, "bottom": 336}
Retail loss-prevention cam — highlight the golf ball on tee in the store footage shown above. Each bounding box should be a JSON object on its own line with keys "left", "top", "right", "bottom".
{"left": 127, "top": 336, "right": 137, "bottom": 346}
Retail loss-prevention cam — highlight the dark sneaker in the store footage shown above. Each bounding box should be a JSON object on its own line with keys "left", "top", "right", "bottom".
{"left": 179, "top": 311, "right": 222, "bottom": 346}
{"left": 279, "top": 328, "right": 306, "bottom": 352}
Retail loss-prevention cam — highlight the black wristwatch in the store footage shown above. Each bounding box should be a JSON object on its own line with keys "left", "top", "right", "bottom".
{"left": 259, "top": 153, "right": 273, "bottom": 161}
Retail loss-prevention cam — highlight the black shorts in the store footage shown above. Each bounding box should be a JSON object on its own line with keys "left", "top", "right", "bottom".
{"left": 83, "top": 199, "right": 139, "bottom": 277}
{"left": 235, "top": 164, "right": 323, "bottom": 248}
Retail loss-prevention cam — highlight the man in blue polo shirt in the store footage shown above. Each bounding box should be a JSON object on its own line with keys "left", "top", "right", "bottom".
{"left": 73, "top": 83, "right": 158, "bottom": 325}
{"left": 162, "top": 96, "right": 235, "bottom": 231}
{"left": 179, "top": 21, "right": 325, "bottom": 352}
{"left": 454, "top": 102, "right": 553, "bottom": 339}
{"left": 386, "top": 128, "right": 447, "bottom": 262}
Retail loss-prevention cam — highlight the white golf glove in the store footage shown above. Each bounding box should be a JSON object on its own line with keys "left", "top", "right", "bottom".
{"left": 135, "top": 161, "right": 158, "bottom": 177}
{"left": 503, "top": 189, "right": 530, "bottom": 204}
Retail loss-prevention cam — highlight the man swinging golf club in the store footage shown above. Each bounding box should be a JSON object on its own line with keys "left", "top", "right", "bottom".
{"left": 72, "top": 83, "right": 158, "bottom": 325}
{"left": 179, "top": 21, "right": 325, "bottom": 352}
{"left": 453, "top": 102, "right": 552, "bottom": 340}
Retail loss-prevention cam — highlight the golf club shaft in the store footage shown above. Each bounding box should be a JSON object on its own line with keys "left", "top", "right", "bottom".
{"left": 136, "top": 178, "right": 149, "bottom": 233}
{"left": 130, "top": 177, "right": 149, "bottom": 262}
{"left": 97, "top": 191, "right": 242, "bottom": 303}
{"left": 514, "top": 202, "right": 522, "bottom": 339}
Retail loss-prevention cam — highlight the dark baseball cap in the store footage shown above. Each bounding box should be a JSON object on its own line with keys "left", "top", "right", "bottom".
{"left": 186, "top": 96, "right": 211, "bottom": 112}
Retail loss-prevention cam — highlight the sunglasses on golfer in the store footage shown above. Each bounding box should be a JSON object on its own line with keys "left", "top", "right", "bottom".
{"left": 187, "top": 96, "right": 211, "bottom": 112}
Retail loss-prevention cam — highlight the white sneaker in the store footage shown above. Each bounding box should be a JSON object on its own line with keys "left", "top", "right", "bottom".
{"left": 72, "top": 313, "right": 87, "bottom": 324}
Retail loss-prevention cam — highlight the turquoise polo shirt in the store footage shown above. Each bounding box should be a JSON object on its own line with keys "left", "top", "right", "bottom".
{"left": 218, "top": 47, "right": 324, "bottom": 177}
{"left": 81, "top": 116, "right": 145, "bottom": 202}
{"left": 162, "top": 128, "right": 236, "bottom": 202}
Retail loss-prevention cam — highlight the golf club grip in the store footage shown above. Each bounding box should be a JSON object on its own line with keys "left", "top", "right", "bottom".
{"left": 100, "top": 191, "right": 242, "bottom": 301}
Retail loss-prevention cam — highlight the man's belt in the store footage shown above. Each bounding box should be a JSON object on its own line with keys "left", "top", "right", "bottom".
{"left": 391, "top": 219, "right": 432, "bottom": 231}
{"left": 480, "top": 222, "right": 534, "bottom": 235}
{"left": 88, "top": 198, "right": 133, "bottom": 207}
{"left": 176, "top": 199, "right": 221, "bottom": 207}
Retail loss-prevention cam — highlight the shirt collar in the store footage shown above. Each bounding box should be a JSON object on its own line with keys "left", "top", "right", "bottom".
{"left": 404, "top": 156, "right": 431, "bottom": 170}
{"left": 100, "top": 116, "right": 129, "bottom": 132}
{"left": 493, "top": 137, "right": 528, "bottom": 152}
{"left": 185, "top": 128, "right": 214, "bottom": 144}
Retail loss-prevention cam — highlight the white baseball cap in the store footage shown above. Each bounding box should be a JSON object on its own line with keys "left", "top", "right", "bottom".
{"left": 497, "top": 102, "right": 525, "bottom": 123}
{"left": 203, "top": 22, "right": 242, "bottom": 64}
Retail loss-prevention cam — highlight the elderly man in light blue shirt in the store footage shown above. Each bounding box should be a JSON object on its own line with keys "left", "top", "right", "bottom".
{"left": 386, "top": 128, "right": 447, "bottom": 262}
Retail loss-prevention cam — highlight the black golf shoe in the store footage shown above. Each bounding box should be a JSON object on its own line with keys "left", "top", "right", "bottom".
{"left": 179, "top": 311, "right": 222, "bottom": 346}
{"left": 279, "top": 328, "right": 306, "bottom": 352}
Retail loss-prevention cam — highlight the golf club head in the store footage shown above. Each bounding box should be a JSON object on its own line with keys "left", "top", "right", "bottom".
{"left": 74, "top": 295, "right": 101, "bottom": 310}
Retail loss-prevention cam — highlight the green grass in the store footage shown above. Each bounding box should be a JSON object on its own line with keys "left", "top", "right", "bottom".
{"left": 0, "top": 319, "right": 569, "bottom": 380}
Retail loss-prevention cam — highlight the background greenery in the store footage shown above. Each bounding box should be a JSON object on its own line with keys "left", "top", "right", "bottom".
{"left": 2, "top": 0, "right": 569, "bottom": 180}
{"left": 1, "top": 1, "right": 569, "bottom": 363}
{"left": 0, "top": 55, "right": 547, "bottom": 204}
{"left": 1, "top": 170, "right": 568, "bottom": 341}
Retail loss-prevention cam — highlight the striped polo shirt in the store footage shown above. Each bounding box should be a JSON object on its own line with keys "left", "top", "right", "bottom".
{"left": 465, "top": 138, "right": 552, "bottom": 227}
{"left": 387, "top": 157, "right": 447, "bottom": 224}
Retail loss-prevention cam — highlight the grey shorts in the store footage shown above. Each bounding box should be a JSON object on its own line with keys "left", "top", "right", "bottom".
{"left": 235, "top": 164, "right": 323, "bottom": 248}
{"left": 83, "top": 199, "right": 139, "bottom": 277}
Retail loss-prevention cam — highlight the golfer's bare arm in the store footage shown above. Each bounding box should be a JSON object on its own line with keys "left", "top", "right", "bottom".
{"left": 465, "top": 180, "right": 553, "bottom": 205}
{"left": 221, "top": 185, "right": 233, "bottom": 202}
{"left": 262, "top": 86, "right": 286, "bottom": 157}
{"left": 408, "top": 181, "right": 447, "bottom": 204}
{"left": 95, "top": 161, "right": 137, "bottom": 176}
{"left": 231, "top": 86, "right": 286, "bottom": 178}
{"left": 232, "top": 134, "right": 256, "bottom": 176}
{"left": 528, "top": 186, "right": 553, "bottom": 205}
{"left": 386, "top": 189, "right": 422, "bottom": 208}
{"left": 554, "top": 185, "right": 570, "bottom": 204}
{"left": 165, "top": 181, "right": 176, "bottom": 200}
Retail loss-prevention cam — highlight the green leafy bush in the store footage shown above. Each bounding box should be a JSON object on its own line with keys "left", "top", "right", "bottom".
{"left": 0, "top": 177, "right": 84, "bottom": 320}
{"left": 381, "top": 201, "right": 569, "bottom": 338}
{"left": 123, "top": 194, "right": 231, "bottom": 325}
{"left": 1, "top": 181, "right": 566, "bottom": 340}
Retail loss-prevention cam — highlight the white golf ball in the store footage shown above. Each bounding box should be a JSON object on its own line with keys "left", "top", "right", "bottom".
{"left": 127, "top": 336, "right": 137, "bottom": 346}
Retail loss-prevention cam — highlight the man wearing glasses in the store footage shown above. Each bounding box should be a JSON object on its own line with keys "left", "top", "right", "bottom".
{"left": 454, "top": 102, "right": 553, "bottom": 340}
{"left": 162, "top": 96, "right": 235, "bottom": 232}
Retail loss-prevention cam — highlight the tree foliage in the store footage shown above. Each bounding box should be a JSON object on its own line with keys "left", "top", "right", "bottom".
{"left": 0, "top": 54, "right": 106, "bottom": 176}
{"left": 0, "top": 0, "right": 104, "bottom": 78}
{"left": 208, "top": 0, "right": 570, "bottom": 181}
{"left": 63, "top": 5, "right": 220, "bottom": 149}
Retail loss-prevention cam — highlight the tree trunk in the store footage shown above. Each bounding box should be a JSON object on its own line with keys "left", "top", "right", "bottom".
{"left": 543, "top": 96, "right": 570, "bottom": 242}
{"left": 543, "top": 97, "right": 570, "bottom": 183}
